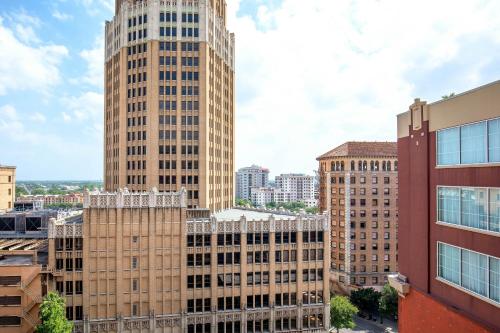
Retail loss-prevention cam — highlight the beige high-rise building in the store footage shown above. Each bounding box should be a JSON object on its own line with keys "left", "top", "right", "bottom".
{"left": 104, "top": 0, "right": 235, "bottom": 211}
{"left": 0, "top": 165, "right": 16, "bottom": 212}
{"left": 317, "top": 142, "right": 399, "bottom": 293}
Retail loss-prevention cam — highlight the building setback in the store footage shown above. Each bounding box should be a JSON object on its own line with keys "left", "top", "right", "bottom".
{"left": 317, "top": 142, "right": 399, "bottom": 292}
{"left": 0, "top": 165, "right": 15, "bottom": 213}
{"left": 392, "top": 80, "right": 500, "bottom": 332}
{"left": 236, "top": 166, "right": 270, "bottom": 201}
{"left": 104, "top": 0, "right": 235, "bottom": 211}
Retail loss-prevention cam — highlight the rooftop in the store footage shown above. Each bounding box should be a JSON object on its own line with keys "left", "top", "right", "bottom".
{"left": 317, "top": 141, "right": 397, "bottom": 160}
{"left": 0, "top": 255, "right": 34, "bottom": 266}
{"left": 0, "top": 165, "right": 16, "bottom": 169}
{"left": 0, "top": 239, "right": 48, "bottom": 251}
{"left": 214, "top": 208, "right": 301, "bottom": 221}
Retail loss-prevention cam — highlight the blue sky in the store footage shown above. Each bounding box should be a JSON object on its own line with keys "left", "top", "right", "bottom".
{"left": 1, "top": 0, "right": 500, "bottom": 180}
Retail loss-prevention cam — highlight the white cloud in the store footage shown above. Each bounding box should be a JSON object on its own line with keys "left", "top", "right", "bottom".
{"left": 52, "top": 10, "right": 73, "bottom": 21}
{"left": 78, "top": 0, "right": 114, "bottom": 16}
{"left": 79, "top": 35, "right": 104, "bottom": 88}
{"left": 30, "top": 112, "right": 47, "bottom": 123}
{"left": 61, "top": 91, "right": 104, "bottom": 138}
{"left": 0, "top": 16, "right": 68, "bottom": 96}
{"left": 227, "top": 0, "right": 500, "bottom": 177}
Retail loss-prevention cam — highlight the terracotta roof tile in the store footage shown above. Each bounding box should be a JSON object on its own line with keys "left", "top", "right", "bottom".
{"left": 317, "top": 141, "right": 397, "bottom": 160}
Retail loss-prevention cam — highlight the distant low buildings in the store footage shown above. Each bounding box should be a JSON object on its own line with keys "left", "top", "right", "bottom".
{"left": 18, "top": 193, "right": 84, "bottom": 207}
{"left": 236, "top": 165, "right": 270, "bottom": 200}
{"left": 0, "top": 165, "right": 16, "bottom": 212}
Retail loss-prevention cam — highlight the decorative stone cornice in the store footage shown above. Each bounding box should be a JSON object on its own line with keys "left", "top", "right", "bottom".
{"left": 83, "top": 188, "right": 187, "bottom": 209}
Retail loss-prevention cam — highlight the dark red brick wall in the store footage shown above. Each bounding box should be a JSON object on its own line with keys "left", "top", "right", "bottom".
{"left": 399, "top": 288, "right": 493, "bottom": 333}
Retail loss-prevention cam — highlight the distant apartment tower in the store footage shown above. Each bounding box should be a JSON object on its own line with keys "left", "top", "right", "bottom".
{"left": 250, "top": 187, "right": 274, "bottom": 206}
{"left": 0, "top": 165, "right": 15, "bottom": 212}
{"left": 104, "top": 0, "right": 235, "bottom": 211}
{"left": 392, "top": 81, "right": 500, "bottom": 333}
{"left": 317, "top": 142, "right": 399, "bottom": 292}
{"left": 236, "top": 165, "right": 269, "bottom": 200}
{"left": 275, "top": 174, "right": 315, "bottom": 203}
{"left": 82, "top": 189, "right": 330, "bottom": 332}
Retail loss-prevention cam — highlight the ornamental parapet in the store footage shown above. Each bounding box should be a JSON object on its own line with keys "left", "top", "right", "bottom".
{"left": 83, "top": 188, "right": 187, "bottom": 209}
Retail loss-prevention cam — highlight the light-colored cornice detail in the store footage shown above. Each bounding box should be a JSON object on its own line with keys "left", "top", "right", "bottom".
{"left": 83, "top": 188, "right": 187, "bottom": 208}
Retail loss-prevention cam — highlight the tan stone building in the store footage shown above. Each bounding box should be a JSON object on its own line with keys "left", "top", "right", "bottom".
{"left": 104, "top": 0, "right": 235, "bottom": 211}
{"left": 0, "top": 240, "right": 45, "bottom": 333}
{"left": 79, "top": 189, "right": 330, "bottom": 333}
{"left": 317, "top": 142, "right": 399, "bottom": 293}
{"left": 0, "top": 165, "right": 16, "bottom": 212}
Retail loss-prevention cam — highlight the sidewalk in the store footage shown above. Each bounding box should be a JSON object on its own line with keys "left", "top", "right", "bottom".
{"left": 356, "top": 316, "right": 398, "bottom": 332}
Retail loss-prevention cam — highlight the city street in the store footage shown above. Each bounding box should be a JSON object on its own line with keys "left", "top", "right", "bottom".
{"left": 333, "top": 316, "right": 398, "bottom": 333}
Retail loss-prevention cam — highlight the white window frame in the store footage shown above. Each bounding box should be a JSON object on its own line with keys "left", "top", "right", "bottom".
{"left": 436, "top": 116, "right": 500, "bottom": 167}
{"left": 436, "top": 185, "right": 499, "bottom": 237}
{"left": 436, "top": 241, "right": 500, "bottom": 307}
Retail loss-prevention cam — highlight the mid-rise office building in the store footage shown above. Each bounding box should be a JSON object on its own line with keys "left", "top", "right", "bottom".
{"left": 317, "top": 142, "right": 399, "bottom": 292}
{"left": 104, "top": 0, "right": 235, "bottom": 211}
{"left": 392, "top": 81, "right": 500, "bottom": 332}
{"left": 236, "top": 166, "right": 270, "bottom": 201}
{"left": 0, "top": 209, "right": 69, "bottom": 332}
{"left": 0, "top": 165, "right": 16, "bottom": 212}
{"left": 80, "top": 189, "right": 330, "bottom": 332}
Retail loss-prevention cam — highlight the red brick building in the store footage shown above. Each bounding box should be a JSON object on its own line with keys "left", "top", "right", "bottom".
{"left": 392, "top": 80, "right": 500, "bottom": 332}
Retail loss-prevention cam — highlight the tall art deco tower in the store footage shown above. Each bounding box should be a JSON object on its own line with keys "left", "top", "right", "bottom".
{"left": 104, "top": 0, "right": 235, "bottom": 211}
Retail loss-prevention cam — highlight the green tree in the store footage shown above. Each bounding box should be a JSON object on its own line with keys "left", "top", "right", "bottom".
{"left": 379, "top": 284, "right": 398, "bottom": 322}
{"left": 305, "top": 206, "right": 319, "bottom": 214}
{"left": 235, "top": 198, "right": 253, "bottom": 207}
{"left": 36, "top": 292, "right": 73, "bottom": 333}
{"left": 330, "top": 295, "right": 358, "bottom": 333}
{"left": 350, "top": 288, "right": 381, "bottom": 318}
{"left": 16, "top": 186, "right": 28, "bottom": 198}
{"left": 442, "top": 92, "right": 455, "bottom": 99}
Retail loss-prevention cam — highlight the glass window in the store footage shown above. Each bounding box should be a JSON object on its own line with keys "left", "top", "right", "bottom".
{"left": 488, "top": 118, "right": 500, "bottom": 162}
{"left": 490, "top": 257, "right": 500, "bottom": 302}
{"left": 461, "top": 188, "right": 488, "bottom": 230}
{"left": 490, "top": 189, "right": 500, "bottom": 232}
{"left": 461, "top": 249, "right": 487, "bottom": 296}
{"left": 437, "top": 127, "right": 460, "bottom": 165}
{"left": 461, "top": 122, "right": 487, "bottom": 164}
{"left": 438, "top": 243, "right": 460, "bottom": 285}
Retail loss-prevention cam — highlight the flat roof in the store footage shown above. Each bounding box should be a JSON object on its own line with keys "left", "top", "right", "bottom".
{"left": 213, "top": 208, "right": 298, "bottom": 221}
{"left": 0, "top": 255, "right": 33, "bottom": 266}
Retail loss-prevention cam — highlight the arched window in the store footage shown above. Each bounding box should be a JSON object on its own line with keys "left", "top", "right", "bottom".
{"left": 340, "top": 161, "right": 345, "bottom": 171}
{"left": 330, "top": 162, "right": 335, "bottom": 171}
{"left": 375, "top": 161, "right": 379, "bottom": 171}
{"left": 387, "top": 161, "right": 391, "bottom": 171}
{"left": 370, "top": 161, "right": 374, "bottom": 171}
{"left": 394, "top": 161, "right": 398, "bottom": 171}
{"left": 382, "top": 161, "right": 386, "bottom": 171}
{"left": 358, "top": 161, "right": 362, "bottom": 171}
{"left": 336, "top": 161, "right": 340, "bottom": 171}
{"left": 351, "top": 161, "right": 355, "bottom": 171}
{"left": 363, "top": 161, "right": 367, "bottom": 171}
